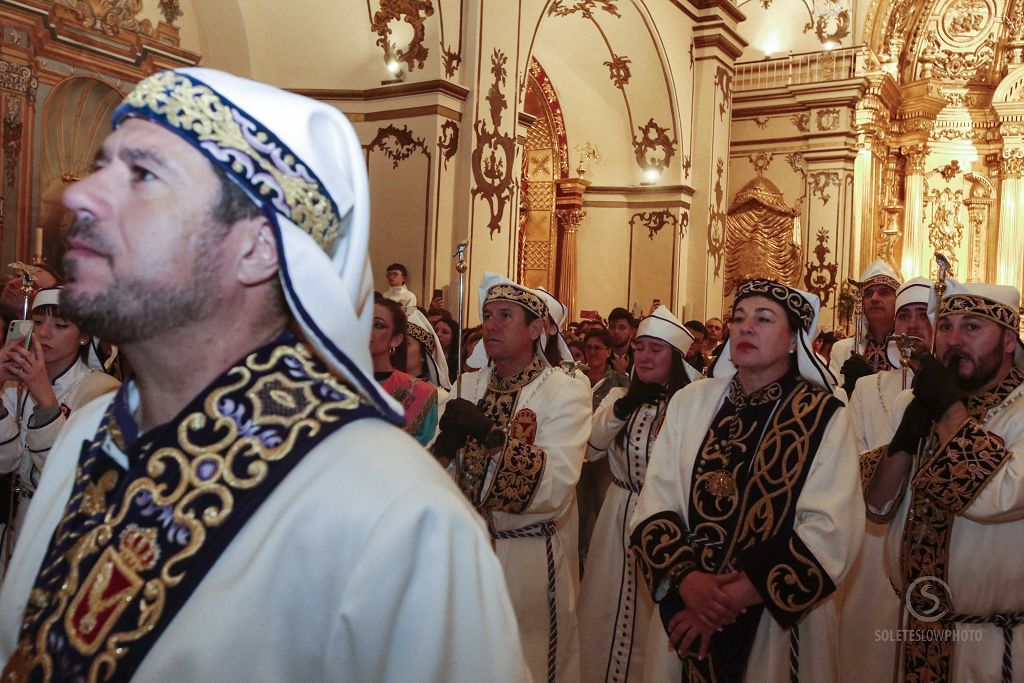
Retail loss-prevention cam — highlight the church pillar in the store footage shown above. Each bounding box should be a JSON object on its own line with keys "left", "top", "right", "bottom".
{"left": 554, "top": 177, "right": 589, "bottom": 322}
{"left": 996, "top": 151, "right": 1024, "bottom": 287}
{"left": 900, "top": 146, "right": 928, "bottom": 278}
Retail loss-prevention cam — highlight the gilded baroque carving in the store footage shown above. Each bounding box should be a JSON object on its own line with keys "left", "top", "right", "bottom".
{"left": 938, "top": 0, "right": 993, "bottom": 46}
{"left": 56, "top": 0, "right": 153, "bottom": 36}
{"left": 557, "top": 208, "right": 587, "bottom": 233}
{"left": 930, "top": 124, "right": 998, "bottom": 142}
{"left": 682, "top": 155, "right": 692, "bottom": 179}
{"left": 365, "top": 124, "right": 429, "bottom": 168}
{"left": 786, "top": 152, "right": 808, "bottom": 212}
{"left": 725, "top": 171, "right": 802, "bottom": 295}
{"left": 547, "top": 0, "right": 621, "bottom": 18}
{"left": 442, "top": 48, "right": 462, "bottom": 78}
{"left": 158, "top": 0, "right": 183, "bottom": 25}
{"left": 371, "top": 0, "right": 435, "bottom": 72}
{"left": 816, "top": 108, "right": 840, "bottom": 131}
{"left": 925, "top": 185, "right": 965, "bottom": 267}
{"left": 792, "top": 113, "right": 811, "bottom": 132}
{"left": 471, "top": 50, "right": 516, "bottom": 237}
{"left": 808, "top": 171, "right": 841, "bottom": 204}
{"left": 604, "top": 54, "right": 632, "bottom": 89}
{"left": 804, "top": 227, "right": 839, "bottom": 305}
{"left": 1000, "top": 151, "right": 1024, "bottom": 178}
{"left": 3, "top": 96, "right": 22, "bottom": 187}
{"left": 632, "top": 118, "right": 677, "bottom": 173}
{"left": 708, "top": 158, "right": 727, "bottom": 279}
{"left": 438, "top": 120, "right": 459, "bottom": 169}
{"left": 528, "top": 59, "right": 570, "bottom": 177}
{"left": 941, "top": 90, "right": 980, "bottom": 107}
{"left": 809, "top": 0, "right": 851, "bottom": 44}
{"left": 629, "top": 210, "right": 677, "bottom": 240}
{"left": 918, "top": 31, "right": 995, "bottom": 81}
{"left": 714, "top": 66, "right": 733, "bottom": 120}
{"left": 936, "top": 159, "right": 962, "bottom": 181}
{"left": 0, "top": 61, "right": 38, "bottom": 102}
{"left": 902, "top": 147, "right": 928, "bottom": 175}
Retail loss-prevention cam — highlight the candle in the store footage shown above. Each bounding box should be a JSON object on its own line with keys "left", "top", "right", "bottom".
{"left": 33, "top": 226, "right": 43, "bottom": 260}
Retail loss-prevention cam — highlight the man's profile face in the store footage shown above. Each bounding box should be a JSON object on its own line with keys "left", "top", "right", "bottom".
{"left": 608, "top": 319, "right": 631, "bottom": 347}
{"left": 482, "top": 301, "right": 541, "bottom": 365}
{"left": 863, "top": 284, "right": 897, "bottom": 326}
{"left": 387, "top": 269, "right": 405, "bottom": 287}
{"left": 61, "top": 118, "right": 229, "bottom": 344}
{"left": 935, "top": 314, "right": 1014, "bottom": 391}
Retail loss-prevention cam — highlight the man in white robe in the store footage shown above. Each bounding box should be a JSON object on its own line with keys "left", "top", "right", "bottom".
{"left": 837, "top": 276, "right": 933, "bottom": 683}
{"left": 0, "top": 68, "right": 527, "bottom": 682}
{"left": 864, "top": 280, "right": 1024, "bottom": 682}
{"left": 830, "top": 260, "right": 900, "bottom": 392}
{"left": 434, "top": 273, "right": 591, "bottom": 683}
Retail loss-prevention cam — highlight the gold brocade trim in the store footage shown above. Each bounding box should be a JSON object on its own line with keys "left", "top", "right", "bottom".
{"left": 481, "top": 440, "right": 546, "bottom": 514}
{"left": 489, "top": 356, "right": 545, "bottom": 393}
{"left": 734, "top": 279, "right": 814, "bottom": 331}
{"left": 630, "top": 513, "right": 696, "bottom": 597}
{"left": 405, "top": 323, "right": 436, "bottom": 354}
{"left": 484, "top": 284, "right": 548, "bottom": 321}
{"left": 726, "top": 376, "right": 784, "bottom": 407}
{"left": 120, "top": 71, "right": 341, "bottom": 253}
{"left": 862, "top": 274, "right": 900, "bottom": 292}
{"left": 939, "top": 294, "right": 1021, "bottom": 332}
{"left": 864, "top": 337, "right": 893, "bottom": 373}
{"left": 965, "top": 367, "right": 1024, "bottom": 415}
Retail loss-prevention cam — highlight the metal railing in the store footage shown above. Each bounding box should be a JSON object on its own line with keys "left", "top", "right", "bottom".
{"left": 734, "top": 47, "right": 862, "bottom": 91}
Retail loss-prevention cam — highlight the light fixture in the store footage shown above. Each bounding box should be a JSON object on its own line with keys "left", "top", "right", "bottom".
{"left": 382, "top": 42, "right": 405, "bottom": 84}
{"left": 642, "top": 167, "right": 661, "bottom": 185}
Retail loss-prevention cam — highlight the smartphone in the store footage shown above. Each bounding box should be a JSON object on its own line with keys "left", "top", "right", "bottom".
{"left": 432, "top": 288, "right": 443, "bottom": 300}
{"left": 5, "top": 320, "right": 33, "bottom": 349}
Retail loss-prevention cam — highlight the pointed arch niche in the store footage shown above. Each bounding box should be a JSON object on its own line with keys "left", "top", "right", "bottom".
{"left": 518, "top": 58, "right": 569, "bottom": 293}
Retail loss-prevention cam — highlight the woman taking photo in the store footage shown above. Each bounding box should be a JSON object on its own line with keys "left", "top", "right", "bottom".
{"left": 584, "top": 329, "right": 629, "bottom": 410}
{"left": 371, "top": 294, "right": 438, "bottom": 446}
{"left": 0, "top": 287, "right": 120, "bottom": 565}
{"left": 578, "top": 306, "right": 701, "bottom": 683}
{"left": 630, "top": 279, "right": 863, "bottom": 682}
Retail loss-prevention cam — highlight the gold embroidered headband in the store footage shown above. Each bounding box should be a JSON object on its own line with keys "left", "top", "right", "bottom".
{"left": 862, "top": 274, "right": 900, "bottom": 292}
{"left": 734, "top": 278, "right": 815, "bottom": 331}
{"left": 939, "top": 294, "right": 1021, "bottom": 332}
{"left": 115, "top": 71, "right": 341, "bottom": 253}
{"left": 484, "top": 283, "right": 548, "bottom": 321}
{"left": 405, "top": 323, "right": 436, "bottom": 354}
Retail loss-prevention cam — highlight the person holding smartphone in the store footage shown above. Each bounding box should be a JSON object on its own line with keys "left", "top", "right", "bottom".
{"left": 0, "top": 287, "right": 120, "bottom": 570}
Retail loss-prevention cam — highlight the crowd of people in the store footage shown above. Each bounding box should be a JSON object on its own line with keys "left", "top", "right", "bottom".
{"left": 0, "top": 67, "right": 1018, "bottom": 683}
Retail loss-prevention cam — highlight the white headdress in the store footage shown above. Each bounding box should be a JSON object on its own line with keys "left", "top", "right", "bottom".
{"left": 885, "top": 276, "right": 934, "bottom": 367}
{"left": 406, "top": 309, "right": 452, "bottom": 390}
{"left": 636, "top": 306, "right": 703, "bottom": 382}
{"left": 937, "top": 280, "right": 1024, "bottom": 368}
{"left": 466, "top": 272, "right": 551, "bottom": 369}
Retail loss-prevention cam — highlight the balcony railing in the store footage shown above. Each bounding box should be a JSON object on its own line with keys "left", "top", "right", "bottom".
{"left": 734, "top": 47, "right": 862, "bottom": 91}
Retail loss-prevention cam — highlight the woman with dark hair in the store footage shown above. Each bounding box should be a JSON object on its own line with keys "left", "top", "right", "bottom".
{"left": 404, "top": 310, "right": 451, "bottom": 401}
{"left": 0, "top": 287, "right": 120, "bottom": 566}
{"left": 630, "top": 279, "right": 862, "bottom": 682}
{"left": 431, "top": 315, "right": 460, "bottom": 384}
{"left": 371, "top": 294, "right": 437, "bottom": 446}
{"left": 578, "top": 306, "right": 702, "bottom": 682}
{"left": 583, "top": 329, "right": 630, "bottom": 410}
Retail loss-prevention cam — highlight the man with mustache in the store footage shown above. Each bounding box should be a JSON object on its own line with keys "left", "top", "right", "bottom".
{"left": 829, "top": 260, "right": 900, "bottom": 396}
{"left": 863, "top": 280, "right": 1024, "bottom": 682}
{"left": 0, "top": 69, "right": 527, "bottom": 681}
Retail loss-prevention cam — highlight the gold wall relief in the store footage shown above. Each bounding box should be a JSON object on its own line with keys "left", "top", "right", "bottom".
{"left": 816, "top": 108, "right": 840, "bottom": 131}
{"left": 371, "top": 0, "right": 435, "bottom": 72}
{"left": 56, "top": 0, "right": 153, "bottom": 36}
{"left": 365, "top": 124, "right": 430, "bottom": 168}
{"left": 632, "top": 118, "right": 677, "bottom": 174}
{"left": 471, "top": 49, "right": 516, "bottom": 238}
{"left": 629, "top": 210, "right": 677, "bottom": 240}
{"left": 0, "top": 61, "right": 38, "bottom": 100}
{"left": 708, "top": 158, "right": 728, "bottom": 279}
{"left": 962, "top": 172, "right": 994, "bottom": 282}
{"left": 3, "top": 96, "right": 23, "bottom": 188}
{"left": 715, "top": 66, "right": 733, "bottom": 121}
{"left": 808, "top": 171, "right": 841, "bottom": 204}
{"left": 437, "top": 120, "right": 458, "bottom": 169}
{"left": 791, "top": 113, "right": 811, "bottom": 132}
{"left": 808, "top": 0, "right": 852, "bottom": 45}
{"left": 604, "top": 54, "right": 632, "bottom": 88}
{"left": 804, "top": 227, "right": 839, "bottom": 305}
{"left": 547, "top": 0, "right": 621, "bottom": 19}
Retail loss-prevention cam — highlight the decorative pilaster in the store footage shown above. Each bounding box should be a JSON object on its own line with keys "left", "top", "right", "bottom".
{"left": 900, "top": 145, "right": 928, "bottom": 278}
{"left": 555, "top": 177, "right": 590, "bottom": 322}
{"left": 996, "top": 150, "right": 1024, "bottom": 287}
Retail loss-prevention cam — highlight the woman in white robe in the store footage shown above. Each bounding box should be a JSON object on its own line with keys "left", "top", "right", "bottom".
{"left": 630, "top": 280, "right": 864, "bottom": 682}
{"left": 578, "top": 306, "right": 701, "bottom": 683}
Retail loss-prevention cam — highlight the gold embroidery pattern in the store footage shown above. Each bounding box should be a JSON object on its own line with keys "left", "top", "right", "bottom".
{"left": 120, "top": 71, "right": 341, "bottom": 253}
{"left": 734, "top": 279, "right": 814, "bottom": 330}
{"left": 860, "top": 446, "right": 885, "bottom": 491}
{"left": 630, "top": 513, "right": 696, "bottom": 597}
{"left": 405, "top": 323, "right": 436, "bottom": 354}
{"left": 765, "top": 537, "right": 826, "bottom": 613}
{"left": 484, "top": 283, "right": 548, "bottom": 320}
{"left": 482, "top": 440, "right": 546, "bottom": 513}
{"left": 940, "top": 294, "right": 1021, "bottom": 332}
{"left": 864, "top": 337, "right": 893, "bottom": 373}
{"left": 913, "top": 420, "right": 1009, "bottom": 514}
{"left": 862, "top": 274, "right": 900, "bottom": 292}
{"left": 12, "top": 342, "right": 363, "bottom": 681}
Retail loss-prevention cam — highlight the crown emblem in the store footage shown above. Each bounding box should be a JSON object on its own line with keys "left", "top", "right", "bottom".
{"left": 118, "top": 525, "right": 160, "bottom": 573}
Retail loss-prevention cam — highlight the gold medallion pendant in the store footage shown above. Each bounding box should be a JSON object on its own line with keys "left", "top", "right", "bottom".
{"left": 706, "top": 470, "right": 737, "bottom": 499}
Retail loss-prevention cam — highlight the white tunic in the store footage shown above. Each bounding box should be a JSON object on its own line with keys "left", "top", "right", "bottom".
{"left": 876, "top": 378, "right": 1024, "bottom": 682}
{"left": 0, "top": 395, "right": 530, "bottom": 682}
{"left": 0, "top": 359, "right": 119, "bottom": 564}
{"left": 835, "top": 368, "right": 909, "bottom": 683}
{"left": 458, "top": 363, "right": 592, "bottom": 683}
{"left": 578, "top": 387, "right": 662, "bottom": 683}
{"left": 631, "top": 376, "right": 864, "bottom": 682}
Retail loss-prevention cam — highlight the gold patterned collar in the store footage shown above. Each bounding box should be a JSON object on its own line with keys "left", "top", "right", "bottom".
{"left": 965, "top": 367, "right": 1024, "bottom": 417}
{"left": 489, "top": 356, "right": 546, "bottom": 393}
{"left": 727, "top": 369, "right": 799, "bottom": 408}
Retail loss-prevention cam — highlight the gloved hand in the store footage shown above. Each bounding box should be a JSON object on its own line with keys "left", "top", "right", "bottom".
{"left": 431, "top": 428, "right": 466, "bottom": 463}
{"left": 841, "top": 353, "right": 874, "bottom": 397}
{"left": 911, "top": 353, "right": 966, "bottom": 420}
{"left": 613, "top": 382, "right": 667, "bottom": 419}
{"left": 438, "top": 397, "right": 498, "bottom": 443}
{"left": 889, "top": 398, "right": 933, "bottom": 456}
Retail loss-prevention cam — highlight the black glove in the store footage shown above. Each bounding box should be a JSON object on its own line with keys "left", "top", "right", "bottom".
{"left": 431, "top": 428, "right": 466, "bottom": 462}
{"left": 911, "top": 353, "right": 966, "bottom": 420}
{"left": 439, "top": 398, "right": 495, "bottom": 440}
{"left": 613, "top": 382, "right": 667, "bottom": 420}
{"left": 841, "top": 353, "right": 874, "bottom": 397}
{"left": 889, "top": 398, "right": 933, "bottom": 456}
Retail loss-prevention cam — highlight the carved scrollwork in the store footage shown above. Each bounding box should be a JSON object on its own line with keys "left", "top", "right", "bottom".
{"left": 547, "top": 0, "right": 621, "bottom": 18}
{"left": 158, "top": 0, "right": 183, "bottom": 25}
{"left": 56, "top": 0, "right": 152, "bottom": 36}
{"left": 632, "top": 118, "right": 677, "bottom": 173}
{"left": 438, "top": 120, "right": 459, "bottom": 169}
{"left": 442, "top": 48, "right": 462, "bottom": 78}
{"left": 809, "top": 0, "right": 851, "bottom": 44}
{"left": 791, "top": 113, "right": 811, "bottom": 132}
{"left": 816, "top": 108, "right": 840, "bottom": 131}
{"left": 708, "top": 158, "right": 727, "bottom": 279}
{"left": 471, "top": 50, "right": 517, "bottom": 237}
{"left": 629, "top": 210, "right": 677, "bottom": 241}
{"left": 365, "top": 125, "right": 429, "bottom": 169}
{"left": 371, "top": 0, "right": 435, "bottom": 72}
{"left": 808, "top": 171, "right": 841, "bottom": 204}
{"left": 804, "top": 227, "right": 838, "bottom": 305}
{"left": 3, "top": 97, "right": 22, "bottom": 187}
{"left": 604, "top": 54, "right": 632, "bottom": 89}
{"left": 918, "top": 30, "right": 996, "bottom": 81}
{"left": 715, "top": 66, "right": 733, "bottom": 120}
{"left": 925, "top": 185, "right": 965, "bottom": 269}
{"left": 0, "top": 60, "right": 37, "bottom": 102}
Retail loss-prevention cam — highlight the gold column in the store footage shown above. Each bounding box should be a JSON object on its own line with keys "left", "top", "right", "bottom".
{"left": 556, "top": 208, "right": 586, "bottom": 322}
{"left": 900, "top": 146, "right": 928, "bottom": 278}
{"left": 997, "top": 151, "right": 1024, "bottom": 287}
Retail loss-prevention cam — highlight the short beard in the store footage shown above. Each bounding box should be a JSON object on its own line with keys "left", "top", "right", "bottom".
{"left": 943, "top": 347, "right": 1002, "bottom": 392}
{"left": 62, "top": 215, "right": 228, "bottom": 345}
